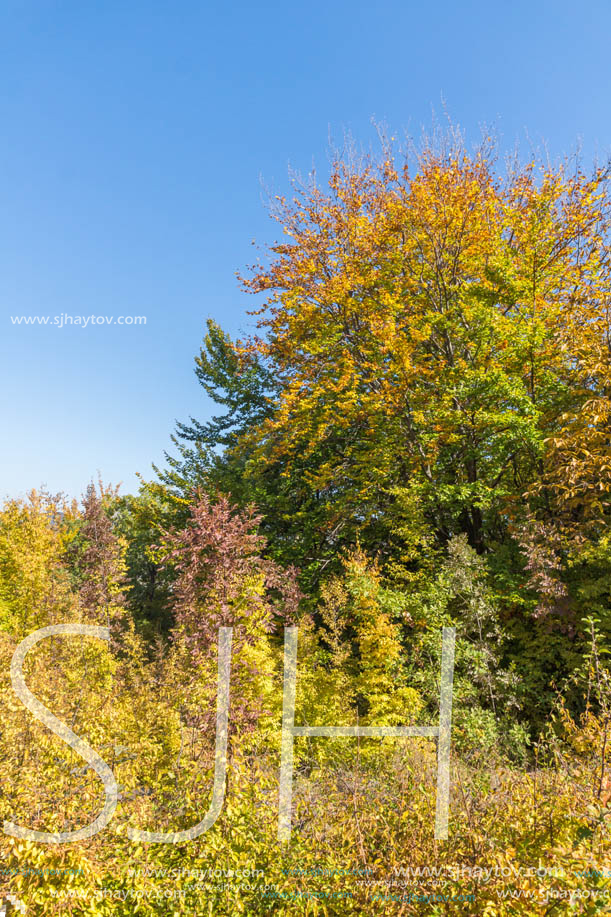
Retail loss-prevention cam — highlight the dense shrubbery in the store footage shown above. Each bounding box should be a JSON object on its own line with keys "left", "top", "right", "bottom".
{"left": 2, "top": 135, "right": 611, "bottom": 914}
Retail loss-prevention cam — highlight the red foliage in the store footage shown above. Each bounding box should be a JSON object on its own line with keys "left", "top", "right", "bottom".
{"left": 162, "top": 492, "right": 301, "bottom": 664}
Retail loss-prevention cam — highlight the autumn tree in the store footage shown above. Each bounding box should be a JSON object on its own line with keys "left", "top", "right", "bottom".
{"left": 168, "top": 138, "right": 611, "bottom": 596}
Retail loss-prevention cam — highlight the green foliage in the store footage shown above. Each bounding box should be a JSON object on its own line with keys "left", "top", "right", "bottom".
{"left": 5, "top": 135, "right": 611, "bottom": 914}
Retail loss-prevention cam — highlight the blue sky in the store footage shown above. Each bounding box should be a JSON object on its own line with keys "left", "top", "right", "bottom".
{"left": 2, "top": 0, "right": 611, "bottom": 499}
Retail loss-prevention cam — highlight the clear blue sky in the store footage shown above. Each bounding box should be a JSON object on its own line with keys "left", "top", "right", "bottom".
{"left": 2, "top": 0, "right": 611, "bottom": 499}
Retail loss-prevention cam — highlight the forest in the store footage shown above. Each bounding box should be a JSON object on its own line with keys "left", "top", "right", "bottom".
{"left": 2, "top": 135, "right": 611, "bottom": 915}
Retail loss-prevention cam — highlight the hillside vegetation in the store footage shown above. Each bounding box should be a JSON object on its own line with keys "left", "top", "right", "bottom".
{"left": 2, "top": 136, "right": 611, "bottom": 915}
